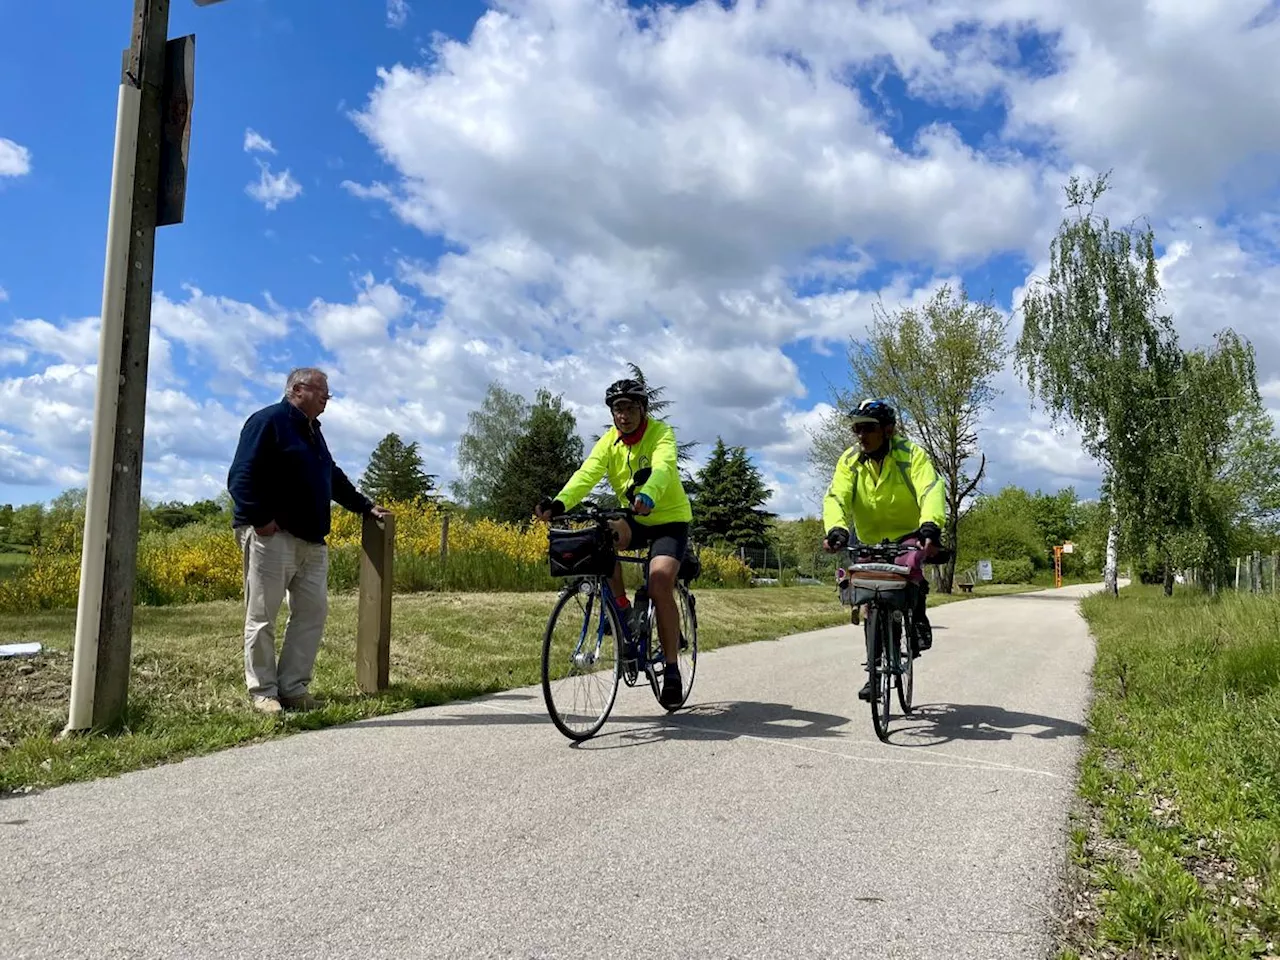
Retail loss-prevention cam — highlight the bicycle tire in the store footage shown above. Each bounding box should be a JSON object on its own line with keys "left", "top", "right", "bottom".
{"left": 541, "top": 580, "right": 622, "bottom": 741}
{"left": 866, "top": 605, "right": 892, "bottom": 742}
{"left": 895, "top": 611, "right": 914, "bottom": 715}
{"left": 660, "top": 584, "right": 699, "bottom": 711}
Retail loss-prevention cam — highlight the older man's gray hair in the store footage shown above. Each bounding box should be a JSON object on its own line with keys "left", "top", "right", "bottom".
{"left": 285, "top": 367, "right": 327, "bottom": 395}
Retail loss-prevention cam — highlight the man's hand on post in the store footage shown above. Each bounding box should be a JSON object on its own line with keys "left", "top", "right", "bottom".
{"left": 370, "top": 505, "right": 392, "bottom": 521}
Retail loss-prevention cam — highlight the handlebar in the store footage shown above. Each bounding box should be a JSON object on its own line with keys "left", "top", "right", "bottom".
{"left": 845, "top": 539, "right": 924, "bottom": 560}
{"left": 551, "top": 504, "right": 636, "bottom": 527}
{"left": 842, "top": 538, "right": 953, "bottom": 566}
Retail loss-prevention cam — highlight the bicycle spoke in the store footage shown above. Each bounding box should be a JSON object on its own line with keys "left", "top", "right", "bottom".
{"left": 541, "top": 583, "right": 620, "bottom": 740}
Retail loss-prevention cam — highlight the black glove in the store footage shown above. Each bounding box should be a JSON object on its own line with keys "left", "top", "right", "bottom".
{"left": 826, "top": 527, "right": 850, "bottom": 551}
{"left": 918, "top": 522, "right": 941, "bottom": 546}
{"left": 537, "top": 498, "right": 565, "bottom": 518}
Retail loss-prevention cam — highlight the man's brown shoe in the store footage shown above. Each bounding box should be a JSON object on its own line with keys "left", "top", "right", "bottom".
{"left": 280, "top": 692, "right": 325, "bottom": 711}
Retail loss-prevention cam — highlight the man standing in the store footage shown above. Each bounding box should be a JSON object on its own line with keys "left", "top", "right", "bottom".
{"left": 227, "top": 367, "right": 389, "bottom": 714}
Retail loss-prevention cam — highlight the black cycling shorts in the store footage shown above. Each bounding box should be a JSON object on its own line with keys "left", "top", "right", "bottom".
{"left": 622, "top": 519, "right": 689, "bottom": 561}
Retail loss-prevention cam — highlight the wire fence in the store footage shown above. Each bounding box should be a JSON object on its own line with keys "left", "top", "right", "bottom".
{"left": 734, "top": 544, "right": 838, "bottom": 585}
{"left": 1182, "top": 552, "right": 1280, "bottom": 595}
{"left": 734, "top": 542, "right": 964, "bottom": 590}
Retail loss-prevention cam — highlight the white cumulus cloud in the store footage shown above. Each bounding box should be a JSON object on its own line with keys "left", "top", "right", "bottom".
{"left": 243, "top": 128, "right": 277, "bottom": 154}
{"left": 387, "top": 0, "right": 410, "bottom": 30}
{"left": 0, "top": 137, "right": 31, "bottom": 177}
{"left": 246, "top": 159, "right": 302, "bottom": 210}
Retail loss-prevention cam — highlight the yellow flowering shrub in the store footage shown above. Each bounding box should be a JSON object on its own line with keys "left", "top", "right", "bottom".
{"left": 0, "top": 499, "right": 753, "bottom": 613}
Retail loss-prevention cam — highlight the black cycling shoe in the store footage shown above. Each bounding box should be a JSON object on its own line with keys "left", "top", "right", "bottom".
{"left": 660, "top": 666, "right": 683, "bottom": 708}
{"left": 858, "top": 680, "right": 872, "bottom": 702}
{"left": 913, "top": 619, "right": 933, "bottom": 653}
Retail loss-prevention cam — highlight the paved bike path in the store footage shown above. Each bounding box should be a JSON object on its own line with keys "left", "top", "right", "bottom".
{"left": 3, "top": 584, "right": 1102, "bottom": 959}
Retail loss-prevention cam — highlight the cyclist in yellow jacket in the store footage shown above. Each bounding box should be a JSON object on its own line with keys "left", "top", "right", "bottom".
{"left": 535, "top": 378, "right": 693, "bottom": 708}
{"left": 822, "top": 399, "right": 946, "bottom": 700}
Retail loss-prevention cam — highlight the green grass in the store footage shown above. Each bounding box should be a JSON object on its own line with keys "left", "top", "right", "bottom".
{"left": 0, "top": 550, "right": 29, "bottom": 581}
{"left": 0, "top": 581, "right": 1037, "bottom": 794}
{"left": 1060, "top": 585, "right": 1280, "bottom": 958}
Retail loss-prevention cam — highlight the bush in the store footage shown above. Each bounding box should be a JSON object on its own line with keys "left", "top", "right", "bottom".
{"left": 0, "top": 500, "right": 755, "bottom": 612}
{"left": 989, "top": 558, "right": 1035, "bottom": 584}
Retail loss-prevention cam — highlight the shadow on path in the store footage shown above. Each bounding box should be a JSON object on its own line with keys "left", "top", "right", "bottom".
{"left": 888, "top": 702, "right": 1087, "bottom": 747}
{"left": 352, "top": 698, "right": 853, "bottom": 750}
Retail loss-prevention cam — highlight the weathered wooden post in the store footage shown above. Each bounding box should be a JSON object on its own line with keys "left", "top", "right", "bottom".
{"left": 356, "top": 512, "right": 394, "bottom": 694}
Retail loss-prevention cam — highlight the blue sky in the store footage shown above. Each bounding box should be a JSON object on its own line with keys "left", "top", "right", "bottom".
{"left": 3, "top": 0, "right": 1279, "bottom": 518}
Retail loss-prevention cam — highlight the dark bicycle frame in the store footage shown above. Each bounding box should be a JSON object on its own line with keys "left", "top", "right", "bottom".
{"left": 841, "top": 535, "right": 951, "bottom": 742}
{"left": 544, "top": 504, "right": 697, "bottom": 734}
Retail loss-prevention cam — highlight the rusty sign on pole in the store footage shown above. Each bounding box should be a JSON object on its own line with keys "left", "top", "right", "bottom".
{"left": 157, "top": 34, "right": 195, "bottom": 226}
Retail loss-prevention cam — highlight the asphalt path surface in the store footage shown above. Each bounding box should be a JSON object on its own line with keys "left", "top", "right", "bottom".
{"left": 3, "top": 583, "right": 1102, "bottom": 959}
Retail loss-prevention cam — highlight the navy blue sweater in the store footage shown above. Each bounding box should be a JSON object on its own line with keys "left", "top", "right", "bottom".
{"left": 227, "top": 400, "right": 373, "bottom": 544}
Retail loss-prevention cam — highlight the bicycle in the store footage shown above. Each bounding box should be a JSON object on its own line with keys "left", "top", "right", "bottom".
{"left": 837, "top": 537, "right": 951, "bottom": 742}
{"left": 540, "top": 503, "right": 699, "bottom": 741}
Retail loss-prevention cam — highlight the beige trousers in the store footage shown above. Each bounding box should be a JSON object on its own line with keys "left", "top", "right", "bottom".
{"left": 235, "top": 526, "right": 329, "bottom": 699}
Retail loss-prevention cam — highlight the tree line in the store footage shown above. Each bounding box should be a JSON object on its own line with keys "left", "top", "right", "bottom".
{"left": 7, "top": 173, "right": 1277, "bottom": 592}
{"left": 804, "top": 172, "right": 1280, "bottom": 595}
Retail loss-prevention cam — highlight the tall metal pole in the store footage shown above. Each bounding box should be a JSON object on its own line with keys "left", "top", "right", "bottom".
{"left": 66, "top": 0, "right": 173, "bottom": 733}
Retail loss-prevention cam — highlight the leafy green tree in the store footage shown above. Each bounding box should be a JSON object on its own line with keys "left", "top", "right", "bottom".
{"left": 359, "top": 433, "right": 438, "bottom": 505}
{"left": 1018, "top": 174, "right": 1269, "bottom": 595}
{"left": 770, "top": 516, "right": 831, "bottom": 578}
{"left": 811, "top": 285, "right": 1007, "bottom": 590}
{"left": 491, "top": 390, "right": 584, "bottom": 524}
{"left": 1017, "top": 173, "right": 1184, "bottom": 595}
{"left": 147, "top": 498, "right": 224, "bottom": 531}
{"left": 1220, "top": 396, "right": 1280, "bottom": 552}
{"left": 688, "top": 437, "right": 774, "bottom": 547}
{"left": 453, "top": 383, "right": 530, "bottom": 515}
{"left": 956, "top": 487, "right": 1046, "bottom": 568}
{"left": 1029, "top": 487, "right": 1078, "bottom": 554}
{"left": 10, "top": 503, "right": 45, "bottom": 547}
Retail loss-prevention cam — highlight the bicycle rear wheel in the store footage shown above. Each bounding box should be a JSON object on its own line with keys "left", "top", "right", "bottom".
{"left": 866, "top": 605, "right": 893, "bottom": 742}
{"left": 895, "top": 611, "right": 914, "bottom": 715}
{"left": 660, "top": 585, "right": 699, "bottom": 711}
{"left": 541, "top": 580, "right": 621, "bottom": 741}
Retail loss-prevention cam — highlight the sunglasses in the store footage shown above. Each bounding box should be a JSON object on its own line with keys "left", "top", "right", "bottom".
{"left": 852, "top": 422, "right": 881, "bottom": 435}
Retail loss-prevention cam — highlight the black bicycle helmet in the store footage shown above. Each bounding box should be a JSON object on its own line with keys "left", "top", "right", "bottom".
{"left": 604, "top": 378, "right": 648, "bottom": 408}
{"left": 848, "top": 398, "right": 896, "bottom": 428}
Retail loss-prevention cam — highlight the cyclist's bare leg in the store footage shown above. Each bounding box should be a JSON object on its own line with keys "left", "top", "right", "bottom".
{"left": 648, "top": 556, "right": 681, "bottom": 666}
{"left": 608, "top": 520, "right": 631, "bottom": 603}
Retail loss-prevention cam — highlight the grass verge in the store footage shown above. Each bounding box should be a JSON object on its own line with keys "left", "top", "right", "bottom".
{"left": 0, "top": 550, "right": 29, "bottom": 580}
{"left": 1, "top": 581, "right": 1039, "bottom": 794}
{"left": 1058, "top": 585, "right": 1280, "bottom": 959}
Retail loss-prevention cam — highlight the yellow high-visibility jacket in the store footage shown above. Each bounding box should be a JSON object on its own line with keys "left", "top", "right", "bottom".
{"left": 822, "top": 438, "right": 946, "bottom": 543}
{"left": 555, "top": 418, "right": 693, "bottom": 525}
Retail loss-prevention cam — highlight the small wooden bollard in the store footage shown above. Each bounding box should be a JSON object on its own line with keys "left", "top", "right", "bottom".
{"left": 356, "top": 512, "right": 394, "bottom": 694}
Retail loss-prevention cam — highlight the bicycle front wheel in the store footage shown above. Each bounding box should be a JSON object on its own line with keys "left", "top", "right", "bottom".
{"left": 866, "top": 605, "right": 893, "bottom": 743}
{"left": 895, "top": 612, "right": 914, "bottom": 715}
{"left": 541, "top": 580, "right": 622, "bottom": 741}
